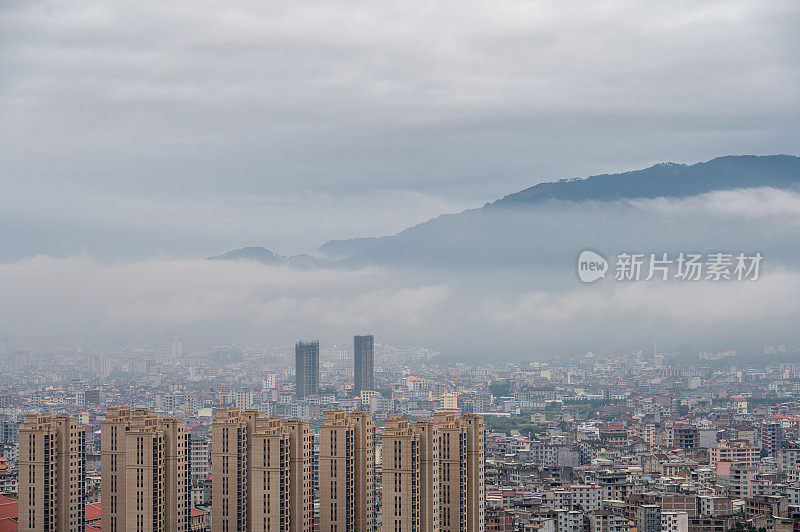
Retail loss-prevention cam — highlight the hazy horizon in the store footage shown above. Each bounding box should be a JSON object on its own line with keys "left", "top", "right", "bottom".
{"left": 2, "top": 0, "right": 799, "bottom": 355}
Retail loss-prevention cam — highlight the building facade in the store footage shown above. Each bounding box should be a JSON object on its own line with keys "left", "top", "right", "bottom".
{"left": 295, "top": 341, "right": 320, "bottom": 399}
{"left": 433, "top": 412, "right": 485, "bottom": 532}
{"left": 18, "top": 413, "right": 85, "bottom": 532}
{"left": 211, "top": 408, "right": 313, "bottom": 532}
{"left": 319, "top": 410, "right": 376, "bottom": 532}
{"left": 100, "top": 407, "right": 190, "bottom": 532}
{"left": 354, "top": 335, "right": 375, "bottom": 395}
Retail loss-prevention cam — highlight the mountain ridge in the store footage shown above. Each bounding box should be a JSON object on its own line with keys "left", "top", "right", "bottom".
{"left": 210, "top": 154, "right": 800, "bottom": 268}
{"left": 489, "top": 154, "right": 800, "bottom": 206}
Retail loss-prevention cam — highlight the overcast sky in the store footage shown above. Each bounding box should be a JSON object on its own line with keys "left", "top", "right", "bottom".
{"left": 1, "top": 0, "right": 798, "bottom": 260}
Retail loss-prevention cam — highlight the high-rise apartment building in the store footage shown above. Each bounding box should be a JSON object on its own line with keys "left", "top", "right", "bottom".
{"left": 100, "top": 407, "right": 190, "bottom": 532}
{"left": 18, "top": 413, "right": 85, "bottom": 532}
{"left": 353, "top": 335, "right": 375, "bottom": 395}
{"left": 381, "top": 418, "right": 441, "bottom": 532}
{"left": 433, "top": 412, "right": 485, "bottom": 532}
{"left": 295, "top": 341, "right": 320, "bottom": 398}
{"left": 211, "top": 408, "right": 313, "bottom": 532}
{"left": 382, "top": 419, "right": 421, "bottom": 532}
{"left": 381, "top": 413, "right": 484, "bottom": 532}
{"left": 319, "top": 410, "right": 376, "bottom": 532}
{"left": 416, "top": 420, "right": 441, "bottom": 532}
{"left": 462, "top": 414, "right": 485, "bottom": 532}
{"left": 763, "top": 420, "right": 784, "bottom": 457}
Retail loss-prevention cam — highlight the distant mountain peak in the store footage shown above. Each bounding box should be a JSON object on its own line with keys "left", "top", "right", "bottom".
{"left": 208, "top": 246, "right": 322, "bottom": 268}
{"left": 489, "top": 154, "right": 799, "bottom": 207}
{"left": 208, "top": 246, "right": 282, "bottom": 262}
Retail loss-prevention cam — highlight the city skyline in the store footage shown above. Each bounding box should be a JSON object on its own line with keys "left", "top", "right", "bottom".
{"left": 6, "top": 346, "right": 800, "bottom": 531}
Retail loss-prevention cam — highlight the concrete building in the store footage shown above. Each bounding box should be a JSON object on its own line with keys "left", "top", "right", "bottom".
{"left": 569, "top": 485, "right": 602, "bottom": 512}
{"left": 190, "top": 437, "right": 211, "bottom": 481}
{"left": 354, "top": 335, "right": 375, "bottom": 395}
{"left": 433, "top": 412, "right": 485, "bottom": 532}
{"left": 697, "top": 496, "right": 733, "bottom": 517}
{"left": 763, "top": 421, "right": 783, "bottom": 457}
{"left": 295, "top": 341, "right": 320, "bottom": 399}
{"left": 778, "top": 448, "right": 800, "bottom": 471}
{"left": 554, "top": 509, "right": 584, "bottom": 532}
{"left": 211, "top": 408, "right": 313, "bottom": 532}
{"left": 729, "top": 464, "right": 754, "bottom": 499}
{"left": 588, "top": 510, "right": 630, "bottom": 532}
{"left": 709, "top": 440, "right": 760, "bottom": 469}
{"left": 381, "top": 416, "right": 446, "bottom": 532}
{"left": 636, "top": 504, "right": 661, "bottom": 532}
{"left": 672, "top": 424, "right": 700, "bottom": 450}
{"left": 18, "top": 413, "right": 85, "bottom": 532}
{"left": 101, "top": 407, "right": 191, "bottom": 532}
{"left": 319, "top": 410, "right": 376, "bottom": 532}
{"left": 661, "top": 512, "right": 689, "bottom": 532}
{"left": 730, "top": 395, "right": 748, "bottom": 414}
{"left": 382, "top": 418, "right": 422, "bottom": 532}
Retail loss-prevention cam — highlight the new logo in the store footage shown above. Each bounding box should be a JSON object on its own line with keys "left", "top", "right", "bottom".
{"left": 577, "top": 250, "right": 608, "bottom": 283}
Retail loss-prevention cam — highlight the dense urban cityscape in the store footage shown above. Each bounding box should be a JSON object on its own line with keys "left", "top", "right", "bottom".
{"left": 1, "top": 337, "right": 800, "bottom": 531}
{"left": 3, "top": 0, "right": 797, "bottom": 529}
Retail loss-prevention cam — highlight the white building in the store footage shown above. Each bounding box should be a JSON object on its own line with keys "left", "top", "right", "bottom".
{"left": 263, "top": 373, "right": 278, "bottom": 389}
{"left": 190, "top": 437, "right": 211, "bottom": 481}
{"left": 661, "top": 512, "right": 689, "bottom": 532}
{"left": 554, "top": 509, "right": 584, "bottom": 532}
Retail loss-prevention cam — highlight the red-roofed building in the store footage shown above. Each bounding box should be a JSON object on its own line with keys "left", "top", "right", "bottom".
{"left": 0, "top": 495, "right": 17, "bottom": 532}
{"left": 0, "top": 496, "right": 18, "bottom": 521}
{"left": 84, "top": 502, "right": 101, "bottom": 525}
{"left": 190, "top": 508, "right": 208, "bottom": 531}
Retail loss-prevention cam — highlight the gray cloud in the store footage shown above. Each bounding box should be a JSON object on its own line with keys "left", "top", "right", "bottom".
{"left": 1, "top": 0, "right": 798, "bottom": 354}
{"left": 1, "top": 188, "right": 799, "bottom": 354}
{"left": 1, "top": 0, "right": 799, "bottom": 261}
{"left": 0, "top": 252, "right": 796, "bottom": 356}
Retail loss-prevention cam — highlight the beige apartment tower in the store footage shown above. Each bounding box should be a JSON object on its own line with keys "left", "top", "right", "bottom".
{"left": 211, "top": 408, "right": 313, "bottom": 532}
{"left": 462, "top": 414, "right": 485, "bottom": 532}
{"left": 381, "top": 418, "right": 442, "bottom": 532}
{"left": 433, "top": 412, "right": 485, "bottom": 532}
{"left": 100, "top": 407, "right": 190, "bottom": 532}
{"left": 382, "top": 419, "right": 420, "bottom": 532}
{"left": 18, "top": 413, "right": 85, "bottom": 532}
{"left": 415, "top": 420, "right": 441, "bottom": 532}
{"left": 319, "top": 410, "right": 376, "bottom": 532}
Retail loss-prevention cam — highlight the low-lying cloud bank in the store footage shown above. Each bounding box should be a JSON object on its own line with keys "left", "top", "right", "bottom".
{"left": 1, "top": 254, "right": 797, "bottom": 356}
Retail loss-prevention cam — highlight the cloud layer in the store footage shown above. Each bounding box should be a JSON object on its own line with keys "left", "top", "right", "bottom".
{"left": 1, "top": 188, "right": 799, "bottom": 355}
{"left": 1, "top": 0, "right": 798, "bottom": 260}
{"left": 1, "top": 253, "right": 797, "bottom": 356}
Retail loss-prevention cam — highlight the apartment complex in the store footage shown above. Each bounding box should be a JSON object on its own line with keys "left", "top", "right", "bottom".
{"left": 100, "top": 407, "right": 190, "bottom": 532}
{"left": 378, "top": 412, "right": 485, "bottom": 532}
{"left": 319, "top": 410, "right": 376, "bottom": 532}
{"left": 18, "top": 413, "right": 85, "bottom": 532}
{"left": 13, "top": 405, "right": 482, "bottom": 532}
{"left": 211, "top": 408, "right": 313, "bottom": 532}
